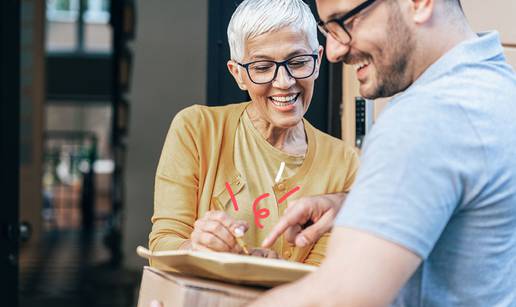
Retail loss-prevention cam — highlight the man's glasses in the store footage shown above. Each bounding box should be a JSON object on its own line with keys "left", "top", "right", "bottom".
{"left": 317, "top": 0, "right": 377, "bottom": 45}
{"left": 237, "top": 54, "right": 318, "bottom": 85}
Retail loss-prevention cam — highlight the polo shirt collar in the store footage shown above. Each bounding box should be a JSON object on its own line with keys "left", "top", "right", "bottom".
{"left": 412, "top": 31, "right": 504, "bottom": 89}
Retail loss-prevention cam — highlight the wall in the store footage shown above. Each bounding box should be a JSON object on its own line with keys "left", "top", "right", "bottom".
{"left": 45, "top": 104, "right": 112, "bottom": 158}
{"left": 19, "top": 0, "right": 45, "bottom": 242}
{"left": 123, "top": 0, "right": 207, "bottom": 269}
{"left": 462, "top": 1, "right": 516, "bottom": 70}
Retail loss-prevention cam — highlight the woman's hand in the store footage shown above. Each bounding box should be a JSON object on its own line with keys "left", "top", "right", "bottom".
{"left": 248, "top": 248, "right": 280, "bottom": 259}
{"left": 188, "top": 211, "right": 249, "bottom": 253}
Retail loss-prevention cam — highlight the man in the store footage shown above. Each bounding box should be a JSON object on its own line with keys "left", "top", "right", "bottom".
{"left": 252, "top": 0, "right": 516, "bottom": 306}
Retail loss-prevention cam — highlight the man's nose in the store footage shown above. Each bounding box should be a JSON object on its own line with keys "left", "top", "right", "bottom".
{"left": 272, "top": 65, "right": 295, "bottom": 89}
{"left": 325, "top": 35, "right": 350, "bottom": 63}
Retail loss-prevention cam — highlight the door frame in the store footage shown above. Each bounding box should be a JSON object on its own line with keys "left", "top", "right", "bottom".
{"left": 0, "top": 0, "right": 20, "bottom": 306}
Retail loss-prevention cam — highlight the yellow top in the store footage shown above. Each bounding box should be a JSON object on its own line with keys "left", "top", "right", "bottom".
{"left": 150, "top": 102, "right": 359, "bottom": 266}
{"left": 234, "top": 110, "right": 305, "bottom": 256}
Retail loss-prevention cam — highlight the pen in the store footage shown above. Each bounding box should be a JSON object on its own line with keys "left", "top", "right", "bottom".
{"left": 214, "top": 200, "right": 249, "bottom": 255}
{"left": 233, "top": 227, "right": 250, "bottom": 255}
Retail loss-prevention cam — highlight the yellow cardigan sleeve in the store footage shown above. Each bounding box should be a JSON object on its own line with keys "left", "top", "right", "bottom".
{"left": 343, "top": 148, "right": 360, "bottom": 192}
{"left": 149, "top": 107, "right": 200, "bottom": 252}
{"left": 304, "top": 148, "right": 360, "bottom": 266}
{"left": 303, "top": 232, "right": 330, "bottom": 266}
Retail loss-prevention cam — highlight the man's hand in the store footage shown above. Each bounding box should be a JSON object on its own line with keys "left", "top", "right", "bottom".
{"left": 261, "top": 193, "right": 347, "bottom": 248}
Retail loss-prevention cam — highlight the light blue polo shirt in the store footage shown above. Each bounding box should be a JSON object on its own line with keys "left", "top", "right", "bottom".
{"left": 335, "top": 32, "right": 516, "bottom": 306}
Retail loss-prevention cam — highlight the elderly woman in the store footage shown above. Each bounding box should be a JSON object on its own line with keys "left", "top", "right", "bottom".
{"left": 149, "top": 0, "right": 358, "bottom": 266}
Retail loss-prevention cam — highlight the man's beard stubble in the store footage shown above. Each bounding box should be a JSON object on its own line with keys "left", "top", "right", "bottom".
{"left": 345, "top": 3, "right": 416, "bottom": 99}
{"left": 374, "top": 3, "right": 415, "bottom": 98}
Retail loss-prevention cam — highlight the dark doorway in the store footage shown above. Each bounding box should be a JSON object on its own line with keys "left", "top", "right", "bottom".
{"left": 15, "top": 1, "right": 139, "bottom": 306}
{"left": 0, "top": 0, "right": 21, "bottom": 306}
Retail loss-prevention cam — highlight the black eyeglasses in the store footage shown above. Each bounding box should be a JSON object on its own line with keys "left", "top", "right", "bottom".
{"left": 237, "top": 54, "right": 318, "bottom": 85}
{"left": 318, "top": 0, "right": 377, "bottom": 45}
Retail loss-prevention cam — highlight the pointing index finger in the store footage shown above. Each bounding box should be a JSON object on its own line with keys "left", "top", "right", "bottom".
{"left": 261, "top": 218, "right": 290, "bottom": 248}
{"left": 261, "top": 203, "right": 310, "bottom": 248}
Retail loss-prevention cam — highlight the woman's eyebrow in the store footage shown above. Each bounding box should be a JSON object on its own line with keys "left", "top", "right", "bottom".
{"left": 247, "top": 52, "right": 274, "bottom": 61}
{"left": 251, "top": 56, "right": 274, "bottom": 61}
{"left": 247, "top": 49, "right": 311, "bottom": 61}
{"left": 286, "top": 49, "right": 311, "bottom": 58}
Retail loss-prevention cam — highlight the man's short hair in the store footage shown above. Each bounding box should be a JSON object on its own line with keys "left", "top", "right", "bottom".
{"left": 227, "top": 0, "right": 319, "bottom": 62}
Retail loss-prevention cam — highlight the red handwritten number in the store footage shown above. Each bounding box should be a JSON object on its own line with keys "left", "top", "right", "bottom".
{"left": 224, "top": 182, "right": 301, "bottom": 229}
{"left": 278, "top": 186, "right": 301, "bottom": 204}
{"left": 253, "top": 193, "right": 271, "bottom": 229}
{"left": 225, "top": 182, "right": 239, "bottom": 211}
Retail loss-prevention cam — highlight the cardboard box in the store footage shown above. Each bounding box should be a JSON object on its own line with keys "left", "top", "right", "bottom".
{"left": 137, "top": 266, "right": 265, "bottom": 307}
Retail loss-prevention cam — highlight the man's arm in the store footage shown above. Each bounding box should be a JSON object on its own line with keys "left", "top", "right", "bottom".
{"left": 262, "top": 193, "right": 347, "bottom": 248}
{"left": 251, "top": 227, "right": 421, "bottom": 307}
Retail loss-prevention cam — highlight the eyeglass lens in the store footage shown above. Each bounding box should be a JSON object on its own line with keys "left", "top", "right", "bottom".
{"left": 322, "top": 22, "right": 351, "bottom": 44}
{"left": 247, "top": 55, "right": 316, "bottom": 84}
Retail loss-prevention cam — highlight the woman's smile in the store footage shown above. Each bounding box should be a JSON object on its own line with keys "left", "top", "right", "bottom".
{"left": 227, "top": 26, "right": 323, "bottom": 130}
{"left": 269, "top": 93, "right": 300, "bottom": 112}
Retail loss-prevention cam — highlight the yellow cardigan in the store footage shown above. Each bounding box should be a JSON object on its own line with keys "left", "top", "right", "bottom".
{"left": 150, "top": 102, "right": 359, "bottom": 266}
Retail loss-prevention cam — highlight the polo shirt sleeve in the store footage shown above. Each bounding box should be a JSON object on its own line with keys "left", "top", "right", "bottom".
{"left": 335, "top": 93, "right": 474, "bottom": 259}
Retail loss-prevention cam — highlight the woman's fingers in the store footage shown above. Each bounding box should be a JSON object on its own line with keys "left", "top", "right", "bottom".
{"left": 206, "top": 210, "right": 250, "bottom": 235}
{"left": 248, "top": 248, "right": 280, "bottom": 259}
{"left": 232, "top": 242, "right": 244, "bottom": 254}
{"left": 192, "top": 229, "right": 231, "bottom": 251}
{"left": 191, "top": 241, "right": 216, "bottom": 252}
{"left": 191, "top": 211, "right": 249, "bottom": 252}
{"left": 230, "top": 221, "right": 249, "bottom": 236}
{"left": 202, "top": 219, "right": 236, "bottom": 247}
{"left": 265, "top": 249, "right": 279, "bottom": 259}
{"left": 206, "top": 211, "right": 250, "bottom": 245}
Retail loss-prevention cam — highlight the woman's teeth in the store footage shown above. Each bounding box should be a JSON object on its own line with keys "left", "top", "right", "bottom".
{"left": 270, "top": 94, "right": 297, "bottom": 106}
{"left": 353, "top": 60, "right": 370, "bottom": 72}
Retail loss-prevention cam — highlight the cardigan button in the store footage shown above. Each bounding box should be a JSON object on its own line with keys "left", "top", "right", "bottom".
{"left": 277, "top": 183, "right": 285, "bottom": 191}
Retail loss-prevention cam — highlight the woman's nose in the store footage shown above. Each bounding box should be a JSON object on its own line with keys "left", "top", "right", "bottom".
{"left": 272, "top": 66, "right": 295, "bottom": 89}
{"left": 325, "top": 35, "right": 350, "bottom": 63}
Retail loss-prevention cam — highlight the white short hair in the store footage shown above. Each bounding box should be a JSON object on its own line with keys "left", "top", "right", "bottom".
{"left": 227, "top": 0, "right": 319, "bottom": 62}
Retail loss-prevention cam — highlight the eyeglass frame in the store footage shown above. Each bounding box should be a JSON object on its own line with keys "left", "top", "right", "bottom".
{"left": 317, "top": 0, "right": 377, "bottom": 44}
{"left": 236, "top": 53, "right": 319, "bottom": 85}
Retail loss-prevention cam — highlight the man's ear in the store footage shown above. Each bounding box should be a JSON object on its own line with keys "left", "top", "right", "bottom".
{"left": 227, "top": 60, "right": 248, "bottom": 91}
{"left": 313, "top": 45, "right": 324, "bottom": 79}
{"left": 409, "top": 0, "right": 434, "bottom": 24}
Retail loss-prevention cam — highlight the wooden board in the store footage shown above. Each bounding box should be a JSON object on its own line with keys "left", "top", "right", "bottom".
{"left": 137, "top": 246, "right": 316, "bottom": 287}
